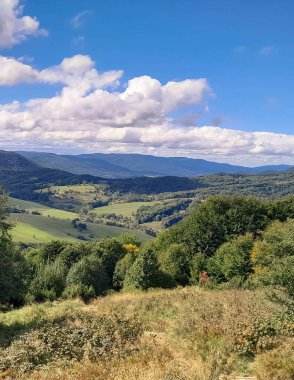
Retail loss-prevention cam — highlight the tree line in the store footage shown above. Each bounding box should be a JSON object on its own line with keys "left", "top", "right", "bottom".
{"left": 0, "top": 194, "right": 293, "bottom": 308}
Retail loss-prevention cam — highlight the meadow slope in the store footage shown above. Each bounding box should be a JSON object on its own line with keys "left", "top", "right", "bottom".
{"left": 0, "top": 287, "right": 293, "bottom": 379}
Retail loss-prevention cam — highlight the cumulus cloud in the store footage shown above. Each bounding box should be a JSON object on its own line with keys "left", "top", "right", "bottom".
{"left": 0, "top": 54, "right": 293, "bottom": 166}
{"left": 0, "top": 56, "right": 38, "bottom": 85}
{"left": 0, "top": 0, "right": 47, "bottom": 48}
{"left": 0, "top": 54, "right": 123, "bottom": 89}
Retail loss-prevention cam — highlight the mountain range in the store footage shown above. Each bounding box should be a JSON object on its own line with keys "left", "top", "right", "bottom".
{"left": 0, "top": 150, "right": 293, "bottom": 204}
{"left": 18, "top": 151, "right": 292, "bottom": 178}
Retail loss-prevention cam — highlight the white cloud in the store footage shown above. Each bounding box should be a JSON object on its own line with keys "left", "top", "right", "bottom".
{"left": 0, "top": 54, "right": 293, "bottom": 166}
{"left": 0, "top": 56, "right": 38, "bottom": 85}
{"left": 0, "top": 54, "right": 123, "bottom": 89}
{"left": 71, "top": 10, "right": 92, "bottom": 29}
{"left": 0, "top": 0, "right": 47, "bottom": 48}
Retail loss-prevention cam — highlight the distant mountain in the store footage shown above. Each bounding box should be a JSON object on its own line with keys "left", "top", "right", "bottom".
{"left": 0, "top": 150, "right": 104, "bottom": 202}
{"left": 0, "top": 150, "right": 39, "bottom": 171}
{"left": 0, "top": 151, "right": 204, "bottom": 201}
{"left": 1, "top": 150, "right": 293, "bottom": 203}
{"left": 18, "top": 151, "right": 292, "bottom": 178}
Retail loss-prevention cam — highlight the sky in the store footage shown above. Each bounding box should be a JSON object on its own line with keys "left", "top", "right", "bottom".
{"left": 0, "top": 0, "right": 293, "bottom": 166}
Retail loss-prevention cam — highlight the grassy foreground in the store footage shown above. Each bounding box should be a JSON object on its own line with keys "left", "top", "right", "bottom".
{"left": 0, "top": 287, "right": 293, "bottom": 379}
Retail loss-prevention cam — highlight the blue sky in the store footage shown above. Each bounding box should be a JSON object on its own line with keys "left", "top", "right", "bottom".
{"left": 0, "top": 0, "right": 293, "bottom": 165}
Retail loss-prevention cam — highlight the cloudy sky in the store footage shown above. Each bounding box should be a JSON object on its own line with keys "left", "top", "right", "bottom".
{"left": 0, "top": 0, "right": 293, "bottom": 166}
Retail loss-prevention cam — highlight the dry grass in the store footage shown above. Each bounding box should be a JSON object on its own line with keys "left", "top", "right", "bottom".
{"left": 0, "top": 287, "right": 293, "bottom": 380}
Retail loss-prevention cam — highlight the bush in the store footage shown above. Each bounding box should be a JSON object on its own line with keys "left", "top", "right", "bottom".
{"left": 113, "top": 251, "right": 137, "bottom": 290}
{"left": 158, "top": 243, "right": 190, "bottom": 286}
{"left": 251, "top": 219, "right": 294, "bottom": 297}
{"left": 59, "top": 242, "right": 92, "bottom": 268}
{"left": 65, "top": 255, "right": 109, "bottom": 300}
{"left": 91, "top": 238, "right": 126, "bottom": 281}
{"left": 40, "top": 241, "right": 68, "bottom": 262}
{"left": 117, "top": 232, "right": 141, "bottom": 246}
{"left": 253, "top": 340, "right": 294, "bottom": 379}
{"left": 189, "top": 252, "right": 206, "bottom": 284}
{"left": 0, "top": 313, "right": 143, "bottom": 373}
{"left": 0, "top": 195, "right": 28, "bottom": 306}
{"left": 28, "top": 259, "right": 66, "bottom": 302}
{"left": 124, "top": 249, "right": 161, "bottom": 290}
{"left": 208, "top": 233, "right": 254, "bottom": 283}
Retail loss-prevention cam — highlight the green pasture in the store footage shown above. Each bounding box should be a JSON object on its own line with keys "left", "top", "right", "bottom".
{"left": 9, "top": 197, "right": 78, "bottom": 220}
{"left": 10, "top": 213, "right": 150, "bottom": 244}
{"left": 93, "top": 201, "right": 159, "bottom": 219}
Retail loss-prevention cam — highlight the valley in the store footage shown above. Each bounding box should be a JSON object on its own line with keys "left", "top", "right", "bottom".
{"left": 1, "top": 150, "right": 293, "bottom": 241}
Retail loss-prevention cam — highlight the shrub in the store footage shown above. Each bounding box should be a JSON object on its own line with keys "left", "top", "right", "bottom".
{"left": 91, "top": 238, "right": 126, "bottom": 281}
{"left": 0, "top": 313, "right": 143, "bottom": 373}
{"left": 0, "top": 195, "right": 28, "bottom": 306}
{"left": 208, "top": 233, "right": 254, "bottom": 283}
{"left": 65, "top": 255, "right": 109, "bottom": 300}
{"left": 253, "top": 340, "right": 294, "bottom": 379}
{"left": 113, "top": 251, "right": 137, "bottom": 290}
{"left": 59, "top": 242, "right": 92, "bottom": 268}
{"left": 40, "top": 241, "right": 68, "bottom": 262}
{"left": 251, "top": 219, "right": 294, "bottom": 297}
{"left": 189, "top": 252, "right": 206, "bottom": 284}
{"left": 158, "top": 243, "right": 190, "bottom": 286}
{"left": 28, "top": 259, "right": 67, "bottom": 302}
{"left": 124, "top": 249, "right": 161, "bottom": 290}
{"left": 117, "top": 232, "right": 141, "bottom": 246}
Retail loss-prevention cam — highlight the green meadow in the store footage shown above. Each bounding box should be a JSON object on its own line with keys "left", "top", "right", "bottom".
{"left": 10, "top": 213, "right": 149, "bottom": 243}
{"left": 9, "top": 197, "right": 78, "bottom": 219}
{"left": 93, "top": 201, "right": 159, "bottom": 219}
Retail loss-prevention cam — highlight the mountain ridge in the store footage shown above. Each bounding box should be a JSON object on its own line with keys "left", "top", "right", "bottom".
{"left": 17, "top": 151, "right": 292, "bottom": 178}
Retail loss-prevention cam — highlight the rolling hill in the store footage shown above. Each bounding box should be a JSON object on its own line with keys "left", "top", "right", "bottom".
{"left": 18, "top": 151, "right": 292, "bottom": 178}
{"left": 9, "top": 197, "right": 150, "bottom": 243}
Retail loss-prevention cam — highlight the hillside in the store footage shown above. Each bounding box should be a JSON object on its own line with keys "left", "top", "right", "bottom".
{"left": 1, "top": 192, "right": 294, "bottom": 379}
{"left": 18, "top": 151, "right": 292, "bottom": 178}
{"left": 9, "top": 197, "right": 150, "bottom": 243}
{"left": 1, "top": 151, "right": 294, "bottom": 236}
{"left": 0, "top": 288, "right": 292, "bottom": 379}
{"left": 0, "top": 151, "right": 105, "bottom": 202}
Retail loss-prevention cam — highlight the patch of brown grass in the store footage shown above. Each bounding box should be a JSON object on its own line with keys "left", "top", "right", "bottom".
{"left": 1, "top": 287, "right": 293, "bottom": 379}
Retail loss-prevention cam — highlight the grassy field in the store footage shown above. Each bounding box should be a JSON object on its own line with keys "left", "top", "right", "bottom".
{"left": 0, "top": 287, "right": 292, "bottom": 379}
{"left": 10, "top": 213, "right": 150, "bottom": 243}
{"left": 9, "top": 197, "right": 78, "bottom": 220}
{"left": 93, "top": 201, "right": 159, "bottom": 219}
{"left": 37, "top": 184, "right": 109, "bottom": 210}
{"left": 37, "top": 184, "right": 100, "bottom": 194}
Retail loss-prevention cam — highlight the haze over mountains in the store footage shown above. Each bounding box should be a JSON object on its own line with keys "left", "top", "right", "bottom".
{"left": 18, "top": 151, "right": 292, "bottom": 179}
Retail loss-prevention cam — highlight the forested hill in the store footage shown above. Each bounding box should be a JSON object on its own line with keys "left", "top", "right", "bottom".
{"left": 0, "top": 151, "right": 105, "bottom": 202}
{"left": 0, "top": 150, "right": 293, "bottom": 203}
{"left": 18, "top": 151, "right": 292, "bottom": 178}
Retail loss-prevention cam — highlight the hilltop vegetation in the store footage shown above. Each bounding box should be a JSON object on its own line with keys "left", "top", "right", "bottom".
{"left": 0, "top": 186, "right": 293, "bottom": 378}
{"left": 1, "top": 288, "right": 293, "bottom": 379}
{"left": 1, "top": 194, "right": 294, "bottom": 305}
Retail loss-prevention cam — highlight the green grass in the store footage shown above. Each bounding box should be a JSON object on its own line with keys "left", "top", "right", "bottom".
{"left": 10, "top": 213, "right": 150, "bottom": 243}
{"left": 93, "top": 201, "right": 159, "bottom": 219}
{"left": 9, "top": 197, "right": 78, "bottom": 220}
